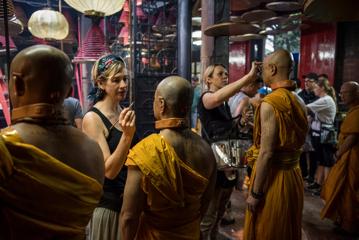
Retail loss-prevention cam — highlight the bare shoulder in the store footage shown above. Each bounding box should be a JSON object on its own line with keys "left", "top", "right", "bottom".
{"left": 260, "top": 102, "right": 275, "bottom": 116}
{"left": 82, "top": 111, "right": 103, "bottom": 129}
{"left": 11, "top": 124, "right": 104, "bottom": 184}
{"left": 202, "top": 91, "right": 218, "bottom": 109}
{"left": 193, "top": 133, "right": 213, "bottom": 154}
{"left": 82, "top": 111, "right": 107, "bottom": 138}
{"left": 259, "top": 102, "right": 277, "bottom": 128}
{"left": 69, "top": 129, "right": 104, "bottom": 183}
{"left": 187, "top": 132, "right": 216, "bottom": 177}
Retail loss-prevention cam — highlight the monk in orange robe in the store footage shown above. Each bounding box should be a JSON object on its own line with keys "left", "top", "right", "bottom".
{"left": 0, "top": 45, "right": 104, "bottom": 239}
{"left": 321, "top": 81, "right": 359, "bottom": 234}
{"left": 120, "top": 76, "right": 216, "bottom": 240}
{"left": 244, "top": 49, "right": 308, "bottom": 240}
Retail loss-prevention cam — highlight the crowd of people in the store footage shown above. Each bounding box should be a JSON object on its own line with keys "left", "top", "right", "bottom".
{"left": 0, "top": 45, "right": 358, "bottom": 240}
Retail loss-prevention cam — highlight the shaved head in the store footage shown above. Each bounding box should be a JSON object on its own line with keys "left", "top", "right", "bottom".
{"left": 341, "top": 81, "right": 359, "bottom": 93}
{"left": 340, "top": 81, "right": 359, "bottom": 107}
{"left": 9, "top": 45, "right": 73, "bottom": 108}
{"left": 262, "top": 48, "right": 293, "bottom": 84}
{"left": 266, "top": 49, "right": 293, "bottom": 69}
{"left": 155, "top": 76, "right": 193, "bottom": 118}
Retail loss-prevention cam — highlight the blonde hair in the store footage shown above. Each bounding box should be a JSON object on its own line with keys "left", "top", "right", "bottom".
{"left": 203, "top": 64, "right": 226, "bottom": 89}
{"left": 91, "top": 55, "right": 126, "bottom": 87}
{"left": 317, "top": 78, "right": 337, "bottom": 103}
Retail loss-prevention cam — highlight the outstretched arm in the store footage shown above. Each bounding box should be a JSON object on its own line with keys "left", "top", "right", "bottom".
{"left": 246, "top": 102, "right": 277, "bottom": 212}
{"left": 120, "top": 166, "right": 146, "bottom": 240}
{"left": 202, "top": 62, "right": 259, "bottom": 110}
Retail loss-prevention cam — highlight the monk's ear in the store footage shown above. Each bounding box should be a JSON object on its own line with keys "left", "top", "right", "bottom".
{"left": 159, "top": 96, "right": 166, "bottom": 114}
{"left": 269, "top": 64, "right": 277, "bottom": 76}
{"left": 12, "top": 74, "right": 25, "bottom": 97}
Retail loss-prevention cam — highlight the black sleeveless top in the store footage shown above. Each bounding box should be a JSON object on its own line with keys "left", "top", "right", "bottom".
{"left": 90, "top": 107, "right": 129, "bottom": 212}
{"left": 197, "top": 92, "right": 236, "bottom": 142}
{"left": 197, "top": 92, "right": 238, "bottom": 188}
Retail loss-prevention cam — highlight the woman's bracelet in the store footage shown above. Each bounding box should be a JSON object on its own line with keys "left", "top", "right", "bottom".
{"left": 251, "top": 189, "right": 264, "bottom": 199}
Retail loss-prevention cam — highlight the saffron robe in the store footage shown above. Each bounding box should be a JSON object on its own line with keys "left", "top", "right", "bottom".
{"left": 321, "top": 105, "right": 359, "bottom": 233}
{"left": 244, "top": 88, "right": 308, "bottom": 240}
{"left": 0, "top": 129, "right": 102, "bottom": 240}
{"left": 126, "top": 134, "right": 209, "bottom": 240}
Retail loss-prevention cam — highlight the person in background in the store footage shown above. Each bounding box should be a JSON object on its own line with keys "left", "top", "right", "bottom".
{"left": 249, "top": 86, "right": 272, "bottom": 109}
{"left": 0, "top": 45, "right": 104, "bottom": 239}
{"left": 120, "top": 76, "right": 216, "bottom": 240}
{"left": 224, "top": 78, "right": 261, "bottom": 225}
{"left": 320, "top": 81, "right": 359, "bottom": 235}
{"left": 299, "top": 72, "right": 319, "bottom": 104}
{"left": 63, "top": 88, "right": 83, "bottom": 129}
{"left": 228, "top": 79, "right": 261, "bottom": 118}
{"left": 244, "top": 85, "right": 272, "bottom": 188}
{"left": 83, "top": 54, "right": 136, "bottom": 240}
{"left": 306, "top": 78, "right": 337, "bottom": 196}
{"left": 318, "top": 73, "right": 328, "bottom": 81}
{"left": 318, "top": 74, "right": 337, "bottom": 104}
{"left": 257, "top": 86, "right": 272, "bottom": 98}
{"left": 244, "top": 49, "right": 307, "bottom": 240}
{"left": 298, "top": 73, "right": 319, "bottom": 183}
{"left": 292, "top": 77, "right": 302, "bottom": 94}
{"left": 198, "top": 62, "right": 259, "bottom": 239}
{"left": 191, "top": 76, "right": 201, "bottom": 130}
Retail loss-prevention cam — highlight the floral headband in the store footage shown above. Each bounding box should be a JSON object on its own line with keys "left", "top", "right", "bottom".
{"left": 97, "top": 54, "right": 125, "bottom": 76}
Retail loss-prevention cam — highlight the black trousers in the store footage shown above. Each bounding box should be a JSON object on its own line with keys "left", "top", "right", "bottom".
{"left": 299, "top": 151, "right": 317, "bottom": 179}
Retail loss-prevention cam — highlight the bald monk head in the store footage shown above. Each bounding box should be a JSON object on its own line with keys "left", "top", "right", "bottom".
{"left": 1, "top": 46, "right": 104, "bottom": 239}
{"left": 6, "top": 45, "right": 104, "bottom": 183}
{"left": 9, "top": 45, "right": 72, "bottom": 109}
{"left": 154, "top": 76, "right": 193, "bottom": 119}
{"left": 340, "top": 81, "right": 359, "bottom": 108}
{"left": 262, "top": 48, "right": 293, "bottom": 85}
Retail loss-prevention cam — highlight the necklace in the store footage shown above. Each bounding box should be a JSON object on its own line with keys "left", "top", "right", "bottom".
{"left": 155, "top": 118, "right": 189, "bottom": 130}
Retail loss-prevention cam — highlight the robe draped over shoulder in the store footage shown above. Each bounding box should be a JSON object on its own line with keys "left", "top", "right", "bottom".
{"left": 321, "top": 105, "right": 359, "bottom": 233}
{"left": 0, "top": 129, "right": 102, "bottom": 240}
{"left": 244, "top": 88, "right": 308, "bottom": 240}
{"left": 126, "top": 134, "right": 209, "bottom": 240}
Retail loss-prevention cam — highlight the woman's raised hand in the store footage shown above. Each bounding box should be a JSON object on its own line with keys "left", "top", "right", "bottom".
{"left": 249, "top": 61, "right": 262, "bottom": 78}
{"left": 119, "top": 107, "right": 136, "bottom": 137}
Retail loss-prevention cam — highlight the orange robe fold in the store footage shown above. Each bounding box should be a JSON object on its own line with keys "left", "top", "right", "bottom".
{"left": 321, "top": 105, "right": 359, "bottom": 233}
{"left": 126, "top": 134, "right": 209, "bottom": 240}
{"left": 0, "top": 129, "right": 102, "bottom": 240}
{"left": 244, "top": 88, "right": 308, "bottom": 240}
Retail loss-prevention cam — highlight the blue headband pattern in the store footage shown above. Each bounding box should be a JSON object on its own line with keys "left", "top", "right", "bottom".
{"left": 97, "top": 54, "right": 125, "bottom": 76}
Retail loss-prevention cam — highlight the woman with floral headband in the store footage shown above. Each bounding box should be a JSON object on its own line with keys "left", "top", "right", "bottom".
{"left": 83, "top": 54, "right": 136, "bottom": 240}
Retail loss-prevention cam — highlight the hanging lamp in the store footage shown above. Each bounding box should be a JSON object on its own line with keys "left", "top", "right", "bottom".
{"left": 64, "top": 0, "right": 125, "bottom": 17}
{"left": 28, "top": 8, "right": 69, "bottom": 40}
